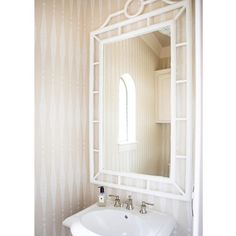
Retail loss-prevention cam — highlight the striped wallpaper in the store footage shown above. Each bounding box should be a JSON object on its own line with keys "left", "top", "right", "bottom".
{"left": 35, "top": 0, "right": 193, "bottom": 236}
{"left": 35, "top": 0, "right": 96, "bottom": 235}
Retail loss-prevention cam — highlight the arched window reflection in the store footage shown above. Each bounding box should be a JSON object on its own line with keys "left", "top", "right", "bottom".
{"left": 119, "top": 73, "right": 136, "bottom": 143}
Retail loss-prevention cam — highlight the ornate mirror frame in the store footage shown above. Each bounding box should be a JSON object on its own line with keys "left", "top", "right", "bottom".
{"left": 89, "top": 0, "right": 193, "bottom": 201}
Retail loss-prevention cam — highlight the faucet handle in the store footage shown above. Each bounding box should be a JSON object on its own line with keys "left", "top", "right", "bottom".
{"left": 109, "top": 194, "right": 121, "bottom": 207}
{"left": 142, "top": 201, "right": 154, "bottom": 206}
{"left": 109, "top": 194, "right": 119, "bottom": 199}
{"left": 139, "top": 201, "right": 154, "bottom": 214}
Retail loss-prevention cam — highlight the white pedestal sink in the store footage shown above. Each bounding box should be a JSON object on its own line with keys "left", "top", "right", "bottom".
{"left": 63, "top": 204, "right": 176, "bottom": 236}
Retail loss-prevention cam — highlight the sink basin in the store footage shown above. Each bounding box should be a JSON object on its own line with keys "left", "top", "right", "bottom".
{"left": 63, "top": 204, "right": 176, "bottom": 236}
{"left": 79, "top": 209, "right": 148, "bottom": 236}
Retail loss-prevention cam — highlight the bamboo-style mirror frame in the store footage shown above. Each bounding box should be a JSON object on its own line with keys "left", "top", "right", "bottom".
{"left": 89, "top": 0, "right": 193, "bottom": 201}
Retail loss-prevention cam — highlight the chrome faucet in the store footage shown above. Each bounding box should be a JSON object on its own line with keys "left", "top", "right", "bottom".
{"left": 125, "top": 195, "right": 134, "bottom": 210}
{"left": 109, "top": 194, "right": 121, "bottom": 207}
{"left": 139, "top": 201, "right": 154, "bottom": 214}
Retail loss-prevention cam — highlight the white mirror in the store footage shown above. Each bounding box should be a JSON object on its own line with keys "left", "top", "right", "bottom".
{"left": 89, "top": 0, "right": 193, "bottom": 201}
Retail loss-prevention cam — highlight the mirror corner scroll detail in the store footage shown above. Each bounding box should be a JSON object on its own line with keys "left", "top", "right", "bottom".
{"left": 89, "top": 0, "right": 193, "bottom": 201}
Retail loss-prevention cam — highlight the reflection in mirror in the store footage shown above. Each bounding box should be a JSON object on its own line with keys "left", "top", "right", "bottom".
{"left": 103, "top": 26, "right": 171, "bottom": 177}
{"left": 119, "top": 73, "right": 136, "bottom": 144}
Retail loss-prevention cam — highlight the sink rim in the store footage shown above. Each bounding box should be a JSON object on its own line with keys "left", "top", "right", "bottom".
{"left": 63, "top": 204, "right": 166, "bottom": 227}
{"left": 63, "top": 203, "right": 176, "bottom": 236}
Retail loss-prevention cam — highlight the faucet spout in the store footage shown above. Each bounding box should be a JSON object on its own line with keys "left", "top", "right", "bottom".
{"left": 125, "top": 195, "right": 134, "bottom": 210}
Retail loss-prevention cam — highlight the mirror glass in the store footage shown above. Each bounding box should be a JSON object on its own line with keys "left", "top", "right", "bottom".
{"left": 103, "top": 26, "right": 171, "bottom": 177}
